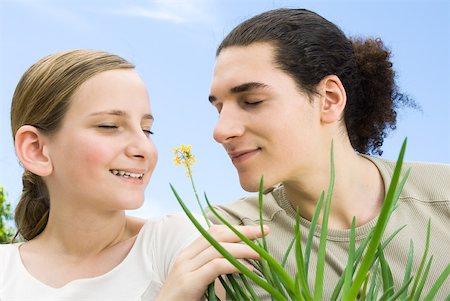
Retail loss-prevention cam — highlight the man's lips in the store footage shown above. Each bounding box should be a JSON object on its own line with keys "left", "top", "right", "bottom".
{"left": 228, "top": 148, "right": 261, "bottom": 163}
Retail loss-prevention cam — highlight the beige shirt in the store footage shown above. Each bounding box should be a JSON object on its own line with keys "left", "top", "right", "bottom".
{"left": 208, "top": 156, "right": 450, "bottom": 300}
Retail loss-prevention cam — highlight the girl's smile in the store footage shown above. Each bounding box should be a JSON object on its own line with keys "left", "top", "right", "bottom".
{"left": 44, "top": 68, "right": 157, "bottom": 211}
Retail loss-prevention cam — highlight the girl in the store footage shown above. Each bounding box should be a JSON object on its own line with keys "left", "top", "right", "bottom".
{"left": 208, "top": 8, "right": 450, "bottom": 300}
{"left": 0, "top": 49, "right": 263, "bottom": 300}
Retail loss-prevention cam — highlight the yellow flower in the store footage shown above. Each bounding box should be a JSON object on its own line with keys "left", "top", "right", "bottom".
{"left": 173, "top": 144, "right": 196, "bottom": 170}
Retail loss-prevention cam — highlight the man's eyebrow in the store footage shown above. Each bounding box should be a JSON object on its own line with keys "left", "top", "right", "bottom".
{"left": 209, "top": 82, "right": 269, "bottom": 103}
{"left": 230, "top": 82, "right": 268, "bottom": 94}
{"left": 143, "top": 114, "right": 154, "bottom": 121}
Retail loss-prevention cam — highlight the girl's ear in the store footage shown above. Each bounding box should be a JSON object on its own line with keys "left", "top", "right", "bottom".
{"left": 318, "top": 75, "right": 347, "bottom": 124}
{"left": 14, "top": 125, "right": 53, "bottom": 176}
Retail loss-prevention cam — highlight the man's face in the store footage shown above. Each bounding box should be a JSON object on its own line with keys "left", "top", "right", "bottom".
{"left": 209, "top": 42, "right": 323, "bottom": 191}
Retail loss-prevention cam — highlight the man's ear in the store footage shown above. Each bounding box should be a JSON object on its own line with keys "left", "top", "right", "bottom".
{"left": 14, "top": 125, "right": 53, "bottom": 176}
{"left": 318, "top": 75, "right": 347, "bottom": 124}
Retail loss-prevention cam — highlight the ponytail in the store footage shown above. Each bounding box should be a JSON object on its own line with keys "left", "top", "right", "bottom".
{"left": 346, "top": 38, "right": 415, "bottom": 155}
{"left": 14, "top": 170, "right": 50, "bottom": 241}
{"left": 345, "top": 38, "right": 397, "bottom": 155}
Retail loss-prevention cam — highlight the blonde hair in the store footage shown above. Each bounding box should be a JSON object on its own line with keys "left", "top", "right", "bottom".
{"left": 11, "top": 49, "right": 135, "bottom": 240}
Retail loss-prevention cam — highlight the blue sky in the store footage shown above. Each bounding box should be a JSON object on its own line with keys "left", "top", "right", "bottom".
{"left": 1, "top": 0, "right": 449, "bottom": 219}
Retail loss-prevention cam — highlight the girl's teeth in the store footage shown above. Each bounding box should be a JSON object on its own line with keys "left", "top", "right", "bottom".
{"left": 110, "top": 169, "right": 143, "bottom": 179}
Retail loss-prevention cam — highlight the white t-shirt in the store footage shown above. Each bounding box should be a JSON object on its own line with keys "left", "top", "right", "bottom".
{"left": 0, "top": 213, "right": 205, "bottom": 301}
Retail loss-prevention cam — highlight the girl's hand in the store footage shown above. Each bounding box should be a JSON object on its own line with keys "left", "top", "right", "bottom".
{"left": 156, "top": 224, "right": 269, "bottom": 301}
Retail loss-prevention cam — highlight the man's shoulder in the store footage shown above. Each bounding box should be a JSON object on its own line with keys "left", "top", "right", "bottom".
{"left": 370, "top": 156, "right": 450, "bottom": 174}
{"left": 366, "top": 156, "right": 450, "bottom": 202}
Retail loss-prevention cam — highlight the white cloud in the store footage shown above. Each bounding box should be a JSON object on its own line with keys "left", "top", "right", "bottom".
{"left": 106, "top": 0, "right": 217, "bottom": 25}
{"left": 2, "top": 0, "right": 218, "bottom": 31}
{"left": 116, "top": 6, "right": 185, "bottom": 23}
{"left": 4, "top": 0, "right": 95, "bottom": 32}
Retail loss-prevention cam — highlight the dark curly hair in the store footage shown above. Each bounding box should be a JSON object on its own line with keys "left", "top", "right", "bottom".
{"left": 217, "top": 8, "right": 415, "bottom": 155}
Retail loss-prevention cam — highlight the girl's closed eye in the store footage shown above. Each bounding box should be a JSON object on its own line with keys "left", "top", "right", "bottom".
{"left": 98, "top": 124, "right": 118, "bottom": 129}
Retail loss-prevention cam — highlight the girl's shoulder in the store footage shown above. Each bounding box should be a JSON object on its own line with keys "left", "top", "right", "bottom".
{"left": 135, "top": 212, "right": 205, "bottom": 280}
{"left": 138, "top": 212, "right": 205, "bottom": 244}
{"left": 0, "top": 243, "right": 19, "bottom": 256}
{"left": 0, "top": 243, "right": 21, "bottom": 278}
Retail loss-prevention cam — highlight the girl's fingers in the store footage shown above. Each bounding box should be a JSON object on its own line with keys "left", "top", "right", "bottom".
{"left": 188, "top": 242, "right": 260, "bottom": 271}
{"left": 160, "top": 259, "right": 255, "bottom": 301}
{"left": 162, "top": 225, "right": 269, "bottom": 301}
{"left": 190, "top": 258, "right": 255, "bottom": 285}
{"left": 179, "top": 224, "right": 269, "bottom": 259}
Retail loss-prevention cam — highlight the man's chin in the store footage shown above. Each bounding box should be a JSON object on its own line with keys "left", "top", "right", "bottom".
{"left": 239, "top": 176, "right": 272, "bottom": 193}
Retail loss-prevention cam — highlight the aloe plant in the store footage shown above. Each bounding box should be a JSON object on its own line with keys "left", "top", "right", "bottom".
{"left": 171, "top": 139, "right": 450, "bottom": 300}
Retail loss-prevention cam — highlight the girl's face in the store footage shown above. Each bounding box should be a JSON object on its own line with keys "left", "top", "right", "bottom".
{"left": 44, "top": 69, "right": 157, "bottom": 211}
{"left": 209, "top": 43, "right": 325, "bottom": 191}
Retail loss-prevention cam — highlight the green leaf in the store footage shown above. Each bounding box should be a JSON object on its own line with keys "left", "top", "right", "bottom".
{"left": 281, "top": 234, "right": 296, "bottom": 268}
{"left": 411, "top": 256, "right": 433, "bottom": 301}
{"left": 228, "top": 273, "right": 250, "bottom": 300}
{"left": 258, "top": 176, "right": 268, "bottom": 251}
{"left": 207, "top": 282, "right": 219, "bottom": 301}
{"left": 366, "top": 257, "right": 380, "bottom": 301}
{"left": 331, "top": 203, "right": 406, "bottom": 299}
{"left": 423, "top": 263, "right": 450, "bottom": 301}
{"left": 379, "top": 286, "right": 395, "bottom": 301}
{"left": 378, "top": 244, "right": 394, "bottom": 297}
{"left": 240, "top": 273, "right": 260, "bottom": 300}
{"left": 330, "top": 231, "right": 374, "bottom": 300}
{"left": 386, "top": 276, "right": 413, "bottom": 301}
{"left": 359, "top": 274, "right": 370, "bottom": 301}
{"left": 294, "top": 210, "right": 313, "bottom": 300}
{"left": 254, "top": 239, "right": 293, "bottom": 299}
{"left": 313, "top": 140, "right": 335, "bottom": 301}
{"left": 218, "top": 275, "right": 238, "bottom": 300}
{"left": 304, "top": 190, "right": 325, "bottom": 277}
{"left": 400, "top": 240, "right": 414, "bottom": 299}
{"left": 186, "top": 165, "right": 211, "bottom": 227}
{"left": 342, "top": 217, "right": 357, "bottom": 300}
{"left": 255, "top": 178, "right": 293, "bottom": 298}
{"left": 205, "top": 195, "right": 295, "bottom": 298}
{"left": 348, "top": 138, "right": 408, "bottom": 300}
{"left": 171, "top": 184, "right": 287, "bottom": 301}
{"left": 408, "top": 219, "right": 431, "bottom": 300}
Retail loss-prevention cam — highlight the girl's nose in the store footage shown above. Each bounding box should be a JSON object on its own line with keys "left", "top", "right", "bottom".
{"left": 125, "top": 129, "right": 155, "bottom": 160}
